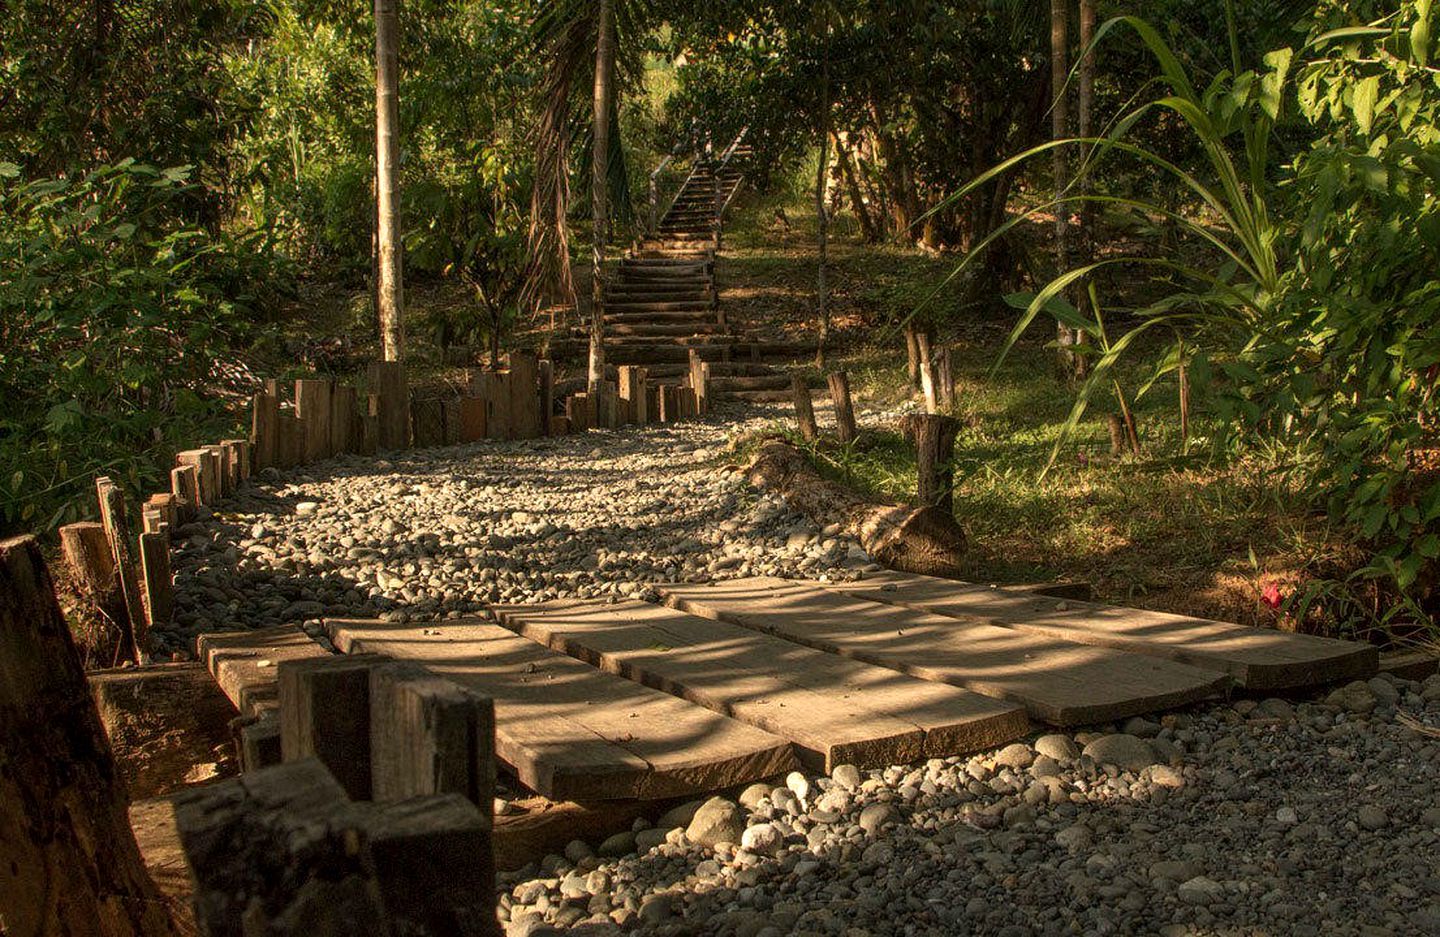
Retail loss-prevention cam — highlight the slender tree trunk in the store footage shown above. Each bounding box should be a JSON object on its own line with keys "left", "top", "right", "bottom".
{"left": 375, "top": 0, "right": 404, "bottom": 362}
{"left": 1072, "top": 0, "right": 1096, "bottom": 380}
{"left": 814, "top": 38, "right": 831, "bottom": 368}
{"left": 1050, "top": 0, "right": 1073, "bottom": 376}
{"left": 589, "top": 0, "right": 616, "bottom": 396}
{"left": 835, "top": 135, "right": 879, "bottom": 242}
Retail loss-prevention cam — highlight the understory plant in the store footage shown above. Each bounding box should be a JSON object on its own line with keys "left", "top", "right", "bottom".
{"left": 936, "top": 0, "right": 1440, "bottom": 636}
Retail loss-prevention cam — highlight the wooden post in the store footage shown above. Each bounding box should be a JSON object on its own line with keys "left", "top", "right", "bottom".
{"left": 170, "top": 465, "right": 198, "bottom": 522}
{"left": 901, "top": 412, "right": 961, "bottom": 516}
{"left": 225, "top": 439, "right": 252, "bottom": 482}
{"left": 0, "top": 536, "right": 175, "bottom": 937}
{"left": 370, "top": 661, "right": 496, "bottom": 808}
{"left": 827, "top": 371, "right": 857, "bottom": 443}
{"left": 619, "top": 366, "right": 648, "bottom": 426}
{"left": 904, "top": 323, "right": 921, "bottom": 388}
{"left": 277, "top": 412, "right": 305, "bottom": 466}
{"left": 488, "top": 371, "right": 514, "bottom": 440}
{"left": 295, "top": 378, "right": 334, "bottom": 462}
{"left": 410, "top": 398, "right": 445, "bottom": 448}
{"left": 251, "top": 390, "right": 279, "bottom": 470}
{"left": 138, "top": 530, "right": 174, "bottom": 629}
{"left": 659, "top": 384, "right": 680, "bottom": 422}
{"left": 538, "top": 359, "right": 555, "bottom": 434}
{"left": 94, "top": 477, "right": 146, "bottom": 662}
{"left": 937, "top": 345, "right": 955, "bottom": 410}
{"left": 567, "top": 393, "right": 591, "bottom": 432}
{"left": 203, "top": 445, "right": 229, "bottom": 498}
{"left": 218, "top": 440, "right": 241, "bottom": 492}
{"left": 549, "top": 415, "right": 572, "bottom": 435}
{"left": 688, "top": 349, "right": 710, "bottom": 416}
{"left": 278, "top": 655, "right": 382, "bottom": 801}
{"left": 917, "top": 329, "right": 939, "bottom": 413}
{"left": 442, "top": 397, "right": 462, "bottom": 445}
{"left": 330, "top": 385, "right": 357, "bottom": 454}
{"left": 459, "top": 396, "right": 487, "bottom": 443}
{"left": 506, "top": 351, "right": 541, "bottom": 439}
{"left": 791, "top": 375, "right": 818, "bottom": 442}
{"left": 367, "top": 360, "right": 410, "bottom": 450}
{"left": 645, "top": 385, "right": 660, "bottom": 424}
{"left": 599, "top": 379, "right": 619, "bottom": 428}
{"left": 59, "top": 522, "right": 130, "bottom": 651}
{"left": 176, "top": 450, "right": 213, "bottom": 506}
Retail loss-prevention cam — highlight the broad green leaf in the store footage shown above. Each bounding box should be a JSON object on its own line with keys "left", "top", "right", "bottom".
{"left": 1352, "top": 75, "right": 1379, "bottom": 134}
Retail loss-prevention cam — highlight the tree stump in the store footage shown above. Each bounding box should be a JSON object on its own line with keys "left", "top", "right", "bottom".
{"left": 0, "top": 536, "right": 176, "bottom": 937}
{"left": 59, "top": 521, "right": 130, "bottom": 655}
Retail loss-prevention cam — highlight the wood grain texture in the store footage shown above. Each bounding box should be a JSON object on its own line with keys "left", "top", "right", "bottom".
{"left": 197, "top": 625, "right": 331, "bottom": 718}
{"left": 325, "top": 617, "right": 797, "bottom": 801}
{"left": 492, "top": 599, "right": 1027, "bottom": 771}
{"left": 821, "top": 570, "right": 1378, "bottom": 691}
{"left": 659, "top": 577, "right": 1229, "bottom": 726}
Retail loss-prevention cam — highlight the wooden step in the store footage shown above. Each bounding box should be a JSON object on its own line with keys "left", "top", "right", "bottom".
{"left": 821, "top": 572, "right": 1379, "bottom": 691}
{"left": 324, "top": 618, "right": 797, "bottom": 801}
{"left": 197, "top": 626, "right": 331, "bottom": 718}
{"left": 605, "top": 301, "right": 715, "bottom": 313}
{"left": 608, "top": 322, "right": 726, "bottom": 337}
{"left": 718, "top": 389, "right": 799, "bottom": 402}
{"left": 491, "top": 600, "right": 1028, "bottom": 772}
{"left": 657, "top": 578, "right": 1229, "bottom": 726}
{"left": 604, "top": 310, "right": 716, "bottom": 325}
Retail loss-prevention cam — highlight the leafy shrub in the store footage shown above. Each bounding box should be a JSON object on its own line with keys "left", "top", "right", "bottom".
{"left": 0, "top": 160, "right": 286, "bottom": 533}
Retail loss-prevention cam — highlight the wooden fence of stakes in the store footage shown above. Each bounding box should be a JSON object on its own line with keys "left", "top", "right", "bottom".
{"left": 57, "top": 355, "right": 712, "bottom": 662}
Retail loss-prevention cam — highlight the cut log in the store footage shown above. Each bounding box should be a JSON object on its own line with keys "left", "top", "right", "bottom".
{"left": 0, "top": 536, "right": 176, "bottom": 937}
{"left": 900, "top": 413, "right": 961, "bottom": 516}
{"left": 506, "top": 351, "right": 540, "bottom": 439}
{"left": 619, "top": 366, "right": 648, "bottom": 426}
{"left": 96, "top": 477, "right": 146, "bottom": 661}
{"left": 827, "top": 371, "right": 857, "bottom": 443}
{"left": 791, "top": 375, "right": 818, "bottom": 442}
{"left": 566, "top": 393, "right": 591, "bottom": 432}
{"left": 745, "top": 439, "right": 968, "bottom": 577}
{"left": 175, "top": 450, "right": 215, "bottom": 506}
{"left": 202, "top": 445, "right": 228, "bottom": 498}
{"left": 538, "top": 359, "right": 555, "bottom": 433}
{"left": 169, "top": 466, "right": 198, "bottom": 522}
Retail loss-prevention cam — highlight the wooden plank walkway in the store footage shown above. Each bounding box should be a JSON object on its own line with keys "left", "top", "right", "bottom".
{"left": 659, "top": 578, "right": 1230, "bottom": 726}
{"left": 492, "top": 599, "right": 1029, "bottom": 772}
{"left": 324, "top": 618, "right": 797, "bottom": 801}
{"left": 821, "top": 571, "right": 1377, "bottom": 691}
{"left": 197, "top": 626, "right": 331, "bottom": 717}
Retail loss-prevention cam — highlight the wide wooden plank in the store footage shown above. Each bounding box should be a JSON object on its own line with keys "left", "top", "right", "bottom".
{"left": 821, "top": 571, "right": 1378, "bottom": 691}
{"left": 324, "top": 618, "right": 796, "bottom": 801}
{"left": 197, "top": 626, "right": 331, "bottom": 718}
{"left": 659, "top": 578, "right": 1229, "bottom": 726}
{"left": 492, "top": 599, "right": 1028, "bottom": 772}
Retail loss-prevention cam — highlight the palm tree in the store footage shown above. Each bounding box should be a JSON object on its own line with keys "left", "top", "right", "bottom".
{"left": 589, "top": 0, "right": 616, "bottom": 398}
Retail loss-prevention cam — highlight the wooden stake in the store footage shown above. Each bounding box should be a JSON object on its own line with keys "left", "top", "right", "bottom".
{"left": 277, "top": 412, "right": 305, "bottom": 466}
{"left": 917, "top": 329, "right": 939, "bottom": 413}
{"left": 251, "top": 390, "right": 279, "bottom": 470}
{"left": 367, "top": 360, "right": 410, "bottom": 450}
{"left": 659, "top": 385, "right": 680, "bottom": 423}
{"left": 792, "top": 375, "right": 818, "bottom": 442}
{"left": 901, "top": 412, "right": 961, "bottom": 516}
{"left": 567, "top": 393, "right": 591, "bottom": 432}
{"left": 138, "top": 530, "right": 174, "bottom": 629}
{"left": 442, "top": 397, "right": 462, "bottom": 445}
{"left": 904, "top": 323, "right": 921, "bottom": 388}
{"left": 330, "top": 385, "right": 357, "bottom": 454}
{"left": 175, "top": 450, "right": 213, "bottom": 506}
{"left": 370, "top": 661, "right": 496, "bottom": 808}
{"left": 599, "top": 380, "right": 619, "bottom": 428}
{"left": 507, "top": 351, "right": 541, "bottom": 439}
{"left": 410, "top": 398, "right": 445, "bottom": 448}
{"left": 278, "top": 655, "right": 383, "bottom": 801}
{"left": 619, "top": 366, "right": 648, "bottom": 426}
{"left": 538, "top": 359, "right": 555, "bottom": 434}
{"left": 827, "top": 371, "right": 857, "bottom": 443}
{"left": 59, "top": 522, "right": 130, "bottom": 651}
{"left": 937, "top": 346, "right": 955, "bottom": 410}
{"left": 94, "top": 477, "right": 145, "bottom": 662}
{"left": 219, "top": 440, "right": 241, "bottom": 492}
{"left": 170, "top": 465, "right": 199, "bottom": 522}
{"left": 459, "top": 396, "right": 487, "bottom": 442}
{"left": 0, "top": 536, "right": 175, "bottom": 937}
{"left": 295, "top": 378, "right": 334, "bottom": 462}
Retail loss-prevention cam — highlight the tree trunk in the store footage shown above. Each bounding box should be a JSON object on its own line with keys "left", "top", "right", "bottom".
{"left": 745, "top": 440, "right": 968, "bottom": 578}
{"left": 1077, "top": 0, "right": 1095, "bottom": 252}
{"left": 0, "top": 536, "right": 177, "bottom": 937}
{"left": 834, "top": 133, "right": 880, "bottom": 242}
{"left": 901, "top": 413, "right": 961, "bottom": 517}
{"left": 814, "top": 37, "right": 831, "bottom": 368}
{"left": 589, "top": 0, "right": 616, "bottom": 397}
{"left": 1050, "top": 0, "right": 1074, "bottom": 375}
{"left": 375, "top": 0, "right": 404, "bottom": 362}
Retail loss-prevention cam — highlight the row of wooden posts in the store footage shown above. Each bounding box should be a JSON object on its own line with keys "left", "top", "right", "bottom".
{"left": 791, "top": 368, "right": 961, "bottom": 519}
{"left": 58, "top": 352, "right": 714, "bottom": 666}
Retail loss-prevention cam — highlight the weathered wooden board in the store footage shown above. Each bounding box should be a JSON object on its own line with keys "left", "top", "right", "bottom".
{"left": 820, "top": 571, "right": 1378, "bottom": 691}
{"left": 491, "top": 599, "right": 1028, "bottom": 771}
{"left": 197, "top": 626, "right": 332, "bottom": 718}
{"left": 324, "top": 618, "right": 797, "bottom": 801}
{"left": 659, "top": 578, "right": 1229, "bottom": 726}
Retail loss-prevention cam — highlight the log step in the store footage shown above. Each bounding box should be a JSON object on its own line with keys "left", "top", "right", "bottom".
{"left": 710, "top": 374, "right": 793, "bottom": 392}
{"left": 604, "top": 301, "right": 716, "bottom": 313}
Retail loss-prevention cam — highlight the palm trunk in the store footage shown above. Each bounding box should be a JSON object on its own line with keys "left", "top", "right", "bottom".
{"left": 1077, "top": 0, "right": 1095, "bottom": 260}
{"left": 375, "top": 0, "right": 404, "bottom": 362}
{"left": 1050, "top": 0, "right": 1073, "bottom": 375}
{"left": 814, "top": 42, "right": 831, "bottom": 368}
{"left": 589, "top": 0, "right": 616, "bottom": 396}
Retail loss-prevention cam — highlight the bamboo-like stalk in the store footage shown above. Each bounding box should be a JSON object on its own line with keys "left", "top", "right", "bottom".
{"left": 375, "top": 0, "right": 404, "bottom": 362}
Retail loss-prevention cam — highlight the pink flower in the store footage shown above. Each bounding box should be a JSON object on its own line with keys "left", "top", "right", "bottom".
{"left": 1261, "top": 582, "right": 1283, "bottom": 610}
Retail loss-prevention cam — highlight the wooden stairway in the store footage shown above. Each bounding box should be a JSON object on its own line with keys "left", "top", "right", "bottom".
{"left": 556, "top": 142, "right": 809, "bottom": 403}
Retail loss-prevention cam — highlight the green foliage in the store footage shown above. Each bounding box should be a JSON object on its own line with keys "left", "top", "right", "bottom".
{"left": 0, "top": 161, "right": 282, "bottom": 533}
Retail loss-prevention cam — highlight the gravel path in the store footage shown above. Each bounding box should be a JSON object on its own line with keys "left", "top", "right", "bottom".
{"left": 163, "top": 409, "right": 1440, "bottom": 936}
